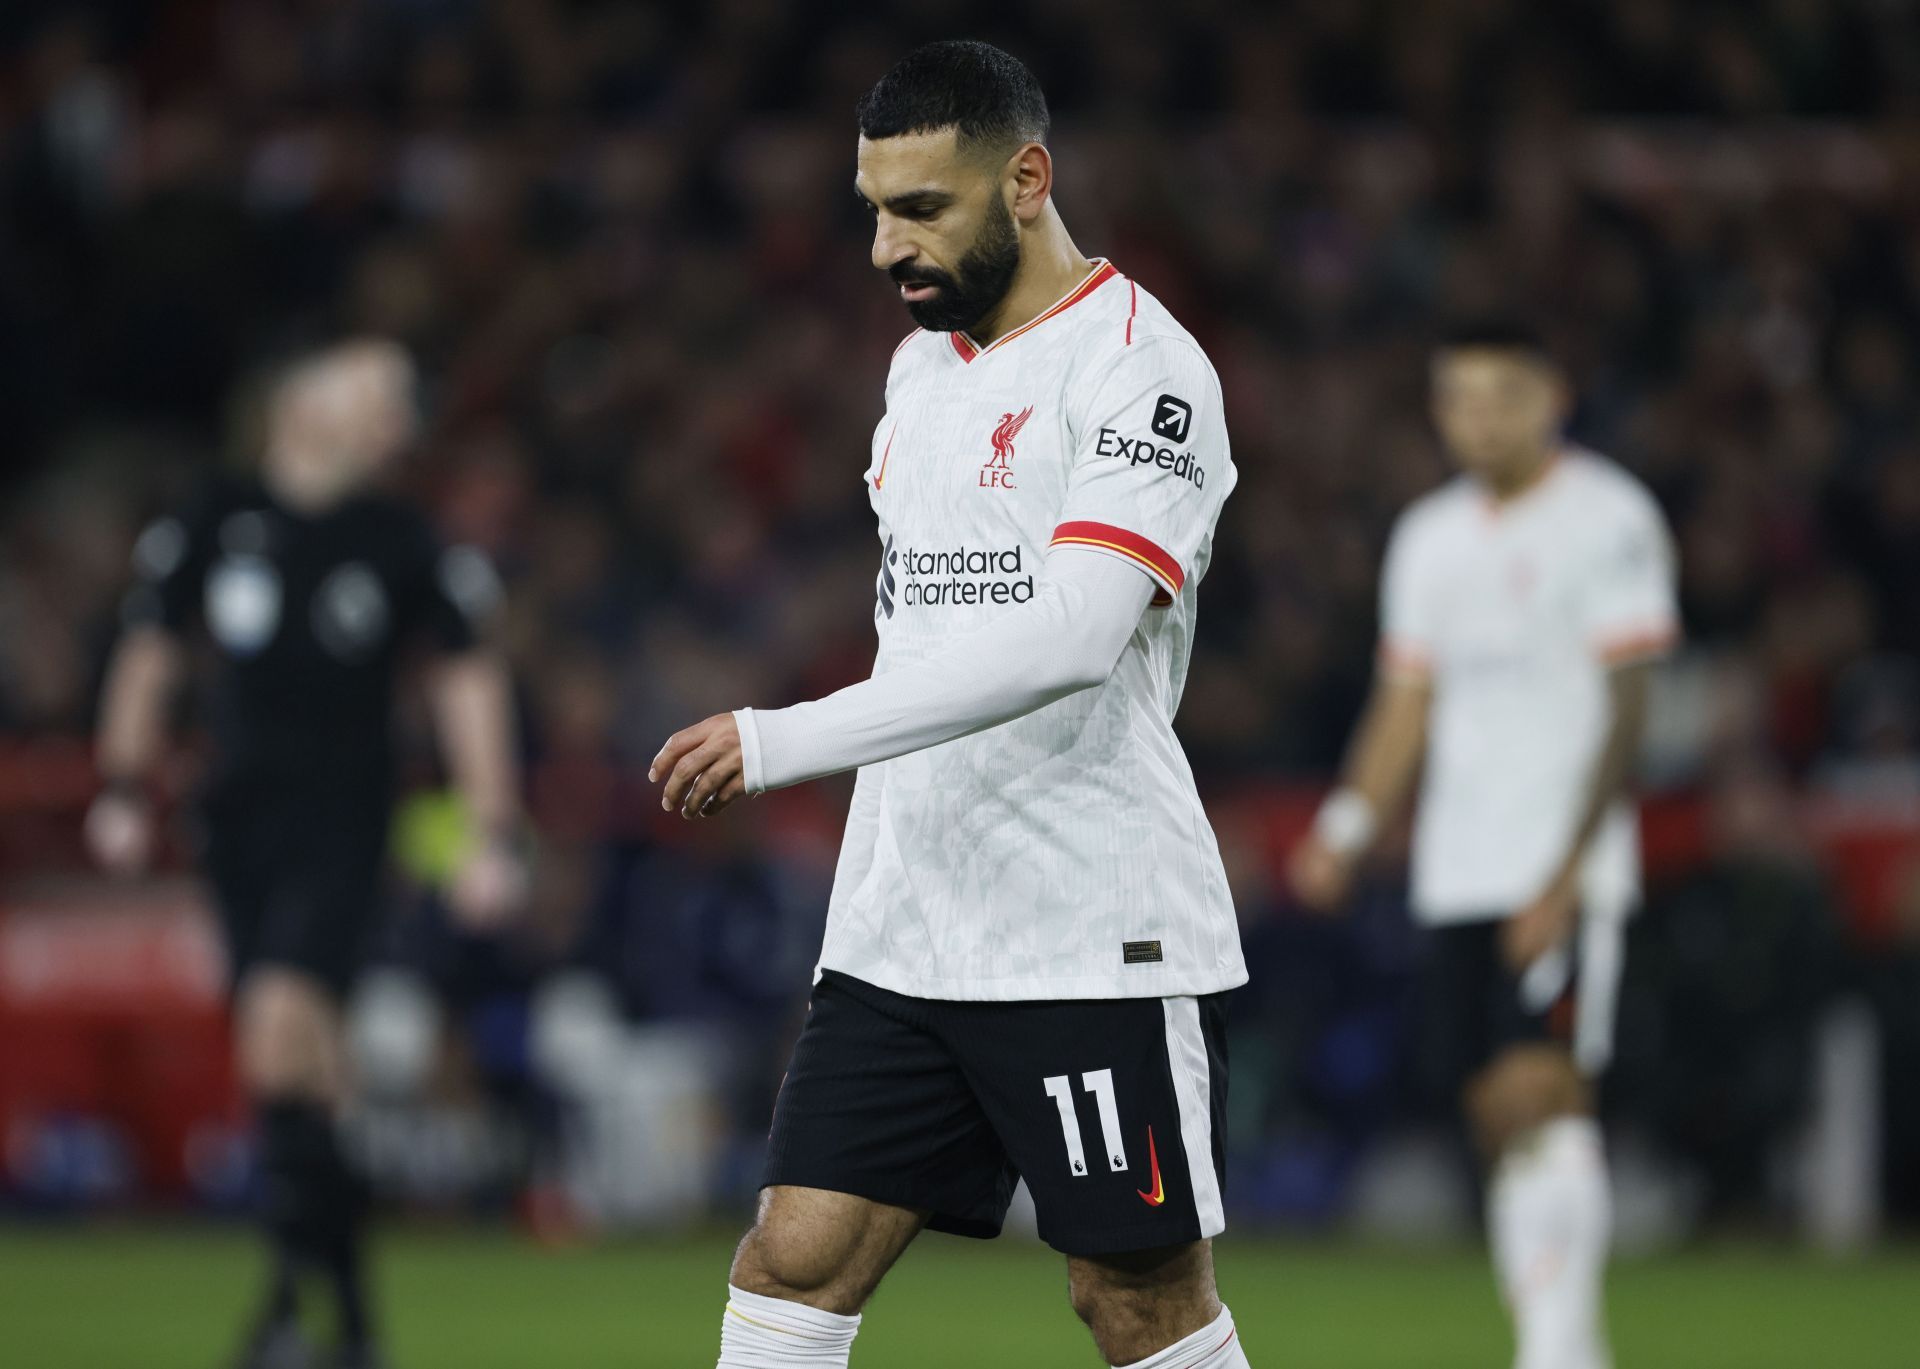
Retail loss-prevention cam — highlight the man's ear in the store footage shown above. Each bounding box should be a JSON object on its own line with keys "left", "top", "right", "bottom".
{"left": 1005, "top": 142, "right": 1053, "bottom": 225}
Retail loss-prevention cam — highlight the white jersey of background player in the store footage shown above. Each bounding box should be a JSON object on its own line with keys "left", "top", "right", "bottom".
{"left": 651, "top": 40, "right": 1253, "bottom": 1369}
{"left": 1291, "top": 323, "right": 1679, "bottom": 1369}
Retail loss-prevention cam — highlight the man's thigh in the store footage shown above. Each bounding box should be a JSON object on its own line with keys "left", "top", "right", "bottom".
{"left": 204, "top": 799, "right": 388, "bottom": 1000}
{"left": 764, "top": 972, "right": 1021, "bottom": 1241}
{"left": 1420, "top": 918, "right": 1580, "bottom": 1102}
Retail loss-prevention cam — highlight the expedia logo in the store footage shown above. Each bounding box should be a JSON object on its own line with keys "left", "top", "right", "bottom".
{"left": 883, "top": 543, "right": 1033, "bottom": 609}
{"left": 1095, "top": 427, "right": 1207, "bottom": 489}
{"left": 1152, "top": 394, "right": 1192, "bottom": 444}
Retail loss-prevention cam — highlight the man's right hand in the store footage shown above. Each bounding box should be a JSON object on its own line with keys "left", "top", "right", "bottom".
{"left": 85, "top": 789, "right": 155, "bottom": 877}
{"left": 1288, "top": 835, "right": 1355, "bottom": 913}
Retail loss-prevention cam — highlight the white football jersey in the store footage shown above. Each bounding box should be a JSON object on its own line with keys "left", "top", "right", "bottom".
{"left": 1380, "top": 448, "right": 1680, "bottom": 924}
{"left": 816, "top": 260, "right": 1247, "bottom": 1002}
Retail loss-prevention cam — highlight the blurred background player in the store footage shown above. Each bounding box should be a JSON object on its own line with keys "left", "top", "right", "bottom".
{"left": 650, "top": 42, "right": 1251, "bottom": 1369}
{"left": 1290, "top": 322, "right": 1680, "bottom": 1369}
{"left": 85, "top": 338, "right": 525, "bottom": 1369}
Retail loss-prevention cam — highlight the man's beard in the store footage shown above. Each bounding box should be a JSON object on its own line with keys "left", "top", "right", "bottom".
{"left": 890, "top": 199, "right": 1021, "bottom": 334}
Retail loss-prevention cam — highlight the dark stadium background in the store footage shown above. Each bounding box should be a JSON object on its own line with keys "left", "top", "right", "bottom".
{"left": 3, "top": 2, "right": 1919, "bottom": 1365}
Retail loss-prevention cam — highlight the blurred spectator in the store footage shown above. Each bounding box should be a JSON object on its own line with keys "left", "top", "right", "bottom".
{"left": 2, "top": 1, "right": 1918, "bottom": 780}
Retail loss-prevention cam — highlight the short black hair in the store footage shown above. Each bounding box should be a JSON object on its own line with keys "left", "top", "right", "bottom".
{"left": 856, "top": 40, "right": 1049, "bottom": 158}
{"left": 1435, "top": 318, "right": 1554, "bottom": 361}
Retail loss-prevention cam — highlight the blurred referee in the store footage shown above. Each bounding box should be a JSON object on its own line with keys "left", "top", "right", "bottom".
{"left": 86, "top": 339, "right": 524, "bottom": 1369}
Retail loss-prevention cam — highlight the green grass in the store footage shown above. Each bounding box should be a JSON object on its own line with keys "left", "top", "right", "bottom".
{"left": 2, "top": 1224, "right": 1914, "bottom": 1367}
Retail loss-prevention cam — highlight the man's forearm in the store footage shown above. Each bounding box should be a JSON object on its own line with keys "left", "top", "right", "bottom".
{"left": 738, "top": 550, "right": 1154, "bottom": 793}
{"left": 1314, "top": 674, "right": 1431, "bottom": 859}
{"left": 1546, "top": 662, "right": 1653, "bottom": 888}
{"left": 1346, "top": 679, "right": 1430, "bottom": 819}
{"left": 96, "top": 627, "right": 186, "bottom": 785}
{"left": 429, "top": 653, "right": 522, "bottom": 834}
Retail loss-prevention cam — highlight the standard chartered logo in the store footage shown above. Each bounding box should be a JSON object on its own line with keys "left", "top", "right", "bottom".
{"left": 894, "top": 543, "right": 1034, "bottom": 608}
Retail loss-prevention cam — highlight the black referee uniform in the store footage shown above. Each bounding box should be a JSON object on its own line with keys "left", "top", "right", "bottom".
{"left": 125, "top": 474, "right": 495, "bottom": 995}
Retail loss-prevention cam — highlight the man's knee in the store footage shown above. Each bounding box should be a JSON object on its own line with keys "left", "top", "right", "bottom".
{"left": 236, "top": 967, "right": 342, "bottom": 1100}
{"left": 1067, "top": 1241, "right": 1220, "bottom": 1364}
{"left": 729, "top": 1222, "right": 854, "bottom": 1311}
{"left": 728, "top": 1187, "right": 922, "bottom": 1317}
{"left": 1466, "top": 1043, "right": 1589, "bottom": 1157}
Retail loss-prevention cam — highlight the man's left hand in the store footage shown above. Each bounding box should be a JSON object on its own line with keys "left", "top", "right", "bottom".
{"left": 651, "top": 713, "right": 747, "bottom": 819}
{"left": 1502, "top": 872, "right": 1579, "bottom": 971}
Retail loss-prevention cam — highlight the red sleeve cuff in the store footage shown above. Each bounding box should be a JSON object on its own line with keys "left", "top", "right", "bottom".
{"left": 1050, "top": 521, "right": 1184, "bottom": 606}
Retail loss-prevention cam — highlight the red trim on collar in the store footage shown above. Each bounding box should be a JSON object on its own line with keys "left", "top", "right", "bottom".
{"left": 948, "top": 260, "right": 1120, "bottom": 363}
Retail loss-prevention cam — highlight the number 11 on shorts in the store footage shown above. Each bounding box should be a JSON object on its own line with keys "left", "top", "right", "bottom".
{"left": 1043, "top": 1069, "right": 1129, "bottom": 1176}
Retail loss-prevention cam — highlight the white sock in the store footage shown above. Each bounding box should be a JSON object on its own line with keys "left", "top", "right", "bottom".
{"left": 1114, "top": 1304, "right": 1250, "bottom": 1369}
{"left": 1489, "top": 1116, "right": 1613, "bottom": 1369}
{"left": 717, "top": 1284, "right": 861, "bottom": 1368}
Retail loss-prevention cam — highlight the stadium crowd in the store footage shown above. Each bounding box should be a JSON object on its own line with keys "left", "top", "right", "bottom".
{"left": 3, "top": 0, "right": 1919, "bottom": 1229}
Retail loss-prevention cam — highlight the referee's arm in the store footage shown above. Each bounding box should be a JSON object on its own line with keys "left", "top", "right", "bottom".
{"left": 428, "top": 651, "right": 520, "bottom": 839}
{"left": 88, "top": 625, "right": 188, "bottom": 874}
{"left": 424, "top": 643, "right": 525, "bottom": 930}
{"left": 408, "top": 528, "right": 526, "bottom": 927}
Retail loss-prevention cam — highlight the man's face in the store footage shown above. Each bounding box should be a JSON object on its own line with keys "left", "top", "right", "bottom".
{"left": 271, "top": 342, "right": 420, "bottom": 497}
{"left": 1430, "top": 348, "right": 1567, "bottom": 483}
{"left": 856, "top": 129, "right": 1021, "bottom": 333}
{"left": 346, "top": 345, "right": 420, "bottom": 468}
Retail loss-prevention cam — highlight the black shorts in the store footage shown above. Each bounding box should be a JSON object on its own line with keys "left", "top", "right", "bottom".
{"left": 199, "top": 787, "right": 390, "bottom": 999}
{"left": 1419, "top": 916, "right": 1625, "bottom": 1097}
{"left": 764, "top": 970, "right": 1231, "bottom": 1257}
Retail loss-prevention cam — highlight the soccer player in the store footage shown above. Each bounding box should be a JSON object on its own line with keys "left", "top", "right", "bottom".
{"left": 649, "top": 41, "right": 1253, "bottom": 1369}
{"left": 86, "top": 339, "right": 524, "bottom": 1369}
{"left": 1289, "top": 322, "right": 1680, "bottom": 1369}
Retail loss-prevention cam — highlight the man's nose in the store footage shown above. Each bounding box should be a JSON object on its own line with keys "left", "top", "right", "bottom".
{"left": 872, "top": 221, "right": 914, "bottom": 274}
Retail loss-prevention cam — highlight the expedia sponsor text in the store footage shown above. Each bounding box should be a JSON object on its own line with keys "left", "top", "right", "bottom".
{"left": 1095, "top": 428, "right": 1207, "bottom": 488}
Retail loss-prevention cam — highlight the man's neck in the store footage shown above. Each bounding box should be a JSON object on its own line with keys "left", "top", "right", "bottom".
{"left": 263, "top": 446, "right": 353, "bottom": 514}
{"left": 967, "top": 216, "right": 1092, "bottom": 347}
{"left": 1482, "top": 443, "right": 1561, "bottom": 504}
